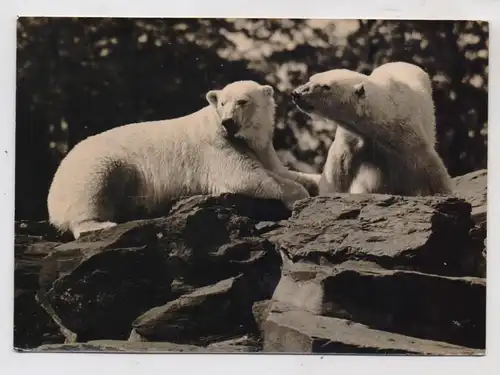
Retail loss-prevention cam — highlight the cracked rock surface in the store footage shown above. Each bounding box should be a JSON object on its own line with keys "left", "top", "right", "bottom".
{"left": 14, "top": 171, "right": 487, "bottom": 354}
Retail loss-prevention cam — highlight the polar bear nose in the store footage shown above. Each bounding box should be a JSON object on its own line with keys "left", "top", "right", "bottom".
{"left": 221, "top": 118, "right": 238, "bottom": 135}
{"left": 292, "top": 85, "right": 313, "bottom": 99}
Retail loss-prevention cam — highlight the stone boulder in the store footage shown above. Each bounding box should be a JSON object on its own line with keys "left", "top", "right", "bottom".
{"left": 260, "top": 301, "right": 480, "bottom": 355}
{"left": 17, "top": 194, "right": 283, "bottom": 344}
{"left": 30, "top": 335, "right": 261, "bottom": 353}
{"left": 270, "top": 262, "right": 485, "bottom": 349}
{"left": 452, "top": 169, "right": 487, "bottom": 225}
{"left": 265, "top": 194, "right": 484, "bottom": 278}
{"left": 131, "top": 275, "right": 264, "bottom": 345}
{"left": 13, "top": 170, "right": 487, "bottom": 355}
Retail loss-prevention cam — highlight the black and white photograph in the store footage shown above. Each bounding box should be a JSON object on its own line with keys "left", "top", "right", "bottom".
{"left": 13, "top": 17, "right": 488, "bottom": 355}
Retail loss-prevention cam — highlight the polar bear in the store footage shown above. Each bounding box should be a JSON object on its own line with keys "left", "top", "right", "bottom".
{"left": 370, "top": 61, "right": 437, "bottom": 147}
{"left": 206, "top": 80, "right": 322, "bottom": 196}
{"left": 291, "top": 61, "right": 453, "bottom": 196}
{"left": 47, "top": 82, "right": 310, "bottom": 239}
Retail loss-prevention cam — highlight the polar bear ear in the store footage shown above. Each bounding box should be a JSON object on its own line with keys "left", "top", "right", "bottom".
{"left": 354, "top": 83, "right": 366, "bottom": 98}
{"left": 206, "top": 90, "right": 220, "bottom": 106}
{"left": 261, "top": 85, "right": 274, "bottom": 97}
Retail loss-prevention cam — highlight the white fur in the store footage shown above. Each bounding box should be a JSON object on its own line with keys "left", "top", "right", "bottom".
{"left": 348, "top": 164, "right": 383, "bottom": 194}
{"left": 292, "top": 61, "right": 453, "bottom": 196}
{"left": 47, "top": 81, "right": 310, "bottom": 239}
{"left": 207, "top": 80, "right": 321, "bottom": 196}
{"left": 369, "top": 61, "right": 437, "bottom": 147}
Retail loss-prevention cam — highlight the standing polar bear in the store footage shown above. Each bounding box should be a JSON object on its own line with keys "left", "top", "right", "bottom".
{"left": 47, "top": 81, "right": 309, "bottom": 239}
{"left": 291, "top": 61, "right": 453, "bottom": 196}
{"left": 206, "top": 81, "right": 322, "bottom": 196}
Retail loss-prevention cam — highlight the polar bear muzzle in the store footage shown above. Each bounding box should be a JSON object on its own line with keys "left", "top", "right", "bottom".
{"left": 221, "top": 117, "right": 239, "bottom": 137}
{"left": 291, "top": 87, "right": 316, "bottom": 112}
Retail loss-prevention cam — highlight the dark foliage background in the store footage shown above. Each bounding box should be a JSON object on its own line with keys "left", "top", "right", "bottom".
{"left": 15, "top": 18, "right": 488, "bottom": 221}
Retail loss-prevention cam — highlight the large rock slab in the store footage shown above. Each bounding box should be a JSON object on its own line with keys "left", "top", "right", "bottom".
{"left": 262, "top": 303, "right": 483, "bottom": 355}
{"left": 134, "top": 195, "right": 282, "bottom": 295}
{"left": 13, "top": 176, "right": 488, "bottom": 353}
{"left": 30, "top": 341, "right": 204, "bottom": 353}
{"left": 167, "top": 193, "right": 292, "bottom": 223}
{"left": 271, "top": 261, "right": 485, "bottom": 349}
{"left": 204, "top": 335, "right": 262, "bottom": 352}
{"left": 14, "top": 290, "right": 65, "bottom": 349}
{"left": 269, "top": 194, "right": 483, "bottom": 277}
{"left": 42, "top": 242, "right": 173, "bottom": 342}
{"left": 452, "top": 169, "right": 487, "bottom": 265}
{"left": 15, "top": 220, "right": 73, "bottom": 243}
{"left": 132, "top": 275, "right": 263, "bottom": 345}
{"left": 452, "top": 169, "right": 487, "bottom": 225}
{"left": 31, "top": 335, "right": 261, "bottom": 353}
{"left": 14, "top": 234, "right": 66, "bottom": 348}
{"left": 34, "top": 194, "right": 283, "bottom": 344}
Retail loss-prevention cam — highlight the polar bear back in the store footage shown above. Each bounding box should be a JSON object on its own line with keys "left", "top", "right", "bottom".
{"left": 58, "top": 106, "right": 224, "bottom": 193}
{"left": 369, "top": 61, "right": 437, "bottom": 147}
{"left": 47, "top": 106, "right": 245, "bottom": 227}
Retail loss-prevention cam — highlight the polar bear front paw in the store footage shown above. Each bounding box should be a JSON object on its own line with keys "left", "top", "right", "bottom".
{"left": 279, "top": 178, "right": 310, "bottom": 211}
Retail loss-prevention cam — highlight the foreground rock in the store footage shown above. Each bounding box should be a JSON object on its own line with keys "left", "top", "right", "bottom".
{"left": 131, "top": 275, "right": 265, "bottom": 344}
{"left": 452, "top": 169, "right": 487, "bottom": 225}
{"left": 260, "top": 302, "right": 482, "bottom": 355}
{"left": 270, "top": 262, "right": 485, "bottom": 348}
{"left": 266, "top": 194, "right": 484, "bottom": 278}
{"left": 30, "top": 335, "right": 261, "bottom": 353}
{"left": 14, "top": 234, "right": 66, "bottom": 348}
{"left": 19, "top": 194, "right": 284, "bottom": 344}
{"left": 452, "top": 169, "right": 487, "bottom": 265}
{"left": 13, "top": 170, "right": 487, "bottom": 354}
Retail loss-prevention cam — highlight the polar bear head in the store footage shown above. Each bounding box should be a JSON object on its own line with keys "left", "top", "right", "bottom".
{"left": 206, "top": 80, "right": 276, "bottom": 150}
{"left": 291, "top": 70, "right": 378, "bottom": 138}
{"left": 291, "top": 68, "right": 431, "bottom": 147}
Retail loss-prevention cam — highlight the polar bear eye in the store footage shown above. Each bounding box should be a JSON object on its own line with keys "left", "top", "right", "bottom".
{"left": 220, "top": 101, "right": 226, "bottom": 107}
{"left": 237, "top": 99, "right": 248, "bottom": 106}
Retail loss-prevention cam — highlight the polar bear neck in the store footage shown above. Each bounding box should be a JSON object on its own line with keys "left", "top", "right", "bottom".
{"left": 241, "top": 101, "right": 276, "bottom": 153}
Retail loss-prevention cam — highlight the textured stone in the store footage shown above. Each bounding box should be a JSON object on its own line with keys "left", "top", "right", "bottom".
{"left": 14, "top": 290, "right": 65, "bottom": 349}
{"left": 31, "top": 341, "right": 203, "bottom": 352}
{"left": 14, "top": 234, "right": 66, "bottom": 349}
{"left": 252, "top": 300, "right": 273, "bottom": 331}
{"left": 206, "top": 335, "right": 262, "bottom": 352}
{"left": 35, "top": 194, "right": 282, "bottom": 343}
{"left": 272, "top": 261, "right": 485, "bottom": 349}
{"left": 43, "top": 241, "right": 173, "bottom": 342}
{"left": 167, "top": 193, "right": 292, "bottom": 223}
{"left": 132, "top": 275, "right": 262, "bottom": 345}
{"left": 140, "top": 196, "right": 282, "bottom": 297}
{"left": 13, "top": 174, "right": 487, "bottom": 353}
{"left": 32, "top": 336, "right": 261, "bottom": 353}
{"left": 15, "top": 220, "right": 72, "bottom": 242}
{"left": 453, "top": 169, "right": 487, "bottom": 225}
{"left": 270, "top": 194, "right": 483, "bottom": 277}
{"left": 452, "top": 169, "right": 487, "bottom": 274}
{"left": 262, "top": 304, "right": 483, "bottom": 355}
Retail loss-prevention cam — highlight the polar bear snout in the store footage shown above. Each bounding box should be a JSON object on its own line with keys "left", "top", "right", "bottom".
{"left": 292, "top": 81, "right": 321, "bottom": 97}
{"left": 291, "top": 86, "right": 316, "bottom": 112}
{"left": 291, "top": 90, "right": 301, "bottom": 101}
{"left": 291, "top": 86, "right": 311, "bottom": 100}
{"left": 221, "top": 118, "right": 239, "bottom": 136}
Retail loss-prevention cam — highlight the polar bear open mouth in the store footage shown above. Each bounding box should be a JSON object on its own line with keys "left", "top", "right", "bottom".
{"left": 292, "top": 97, "right": 315, "bottom": 113}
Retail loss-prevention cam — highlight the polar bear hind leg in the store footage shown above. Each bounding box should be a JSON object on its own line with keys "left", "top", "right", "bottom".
{"left": 48, "top": 156, "right": 142, "bottom": 239}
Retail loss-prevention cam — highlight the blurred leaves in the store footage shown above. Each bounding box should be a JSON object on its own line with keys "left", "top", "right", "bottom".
{"left": 15, "top": 18, "right": 488, "bottom": 220}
